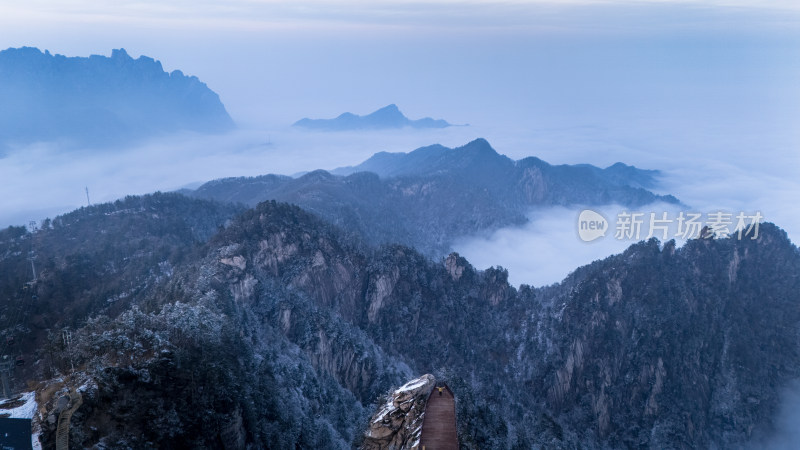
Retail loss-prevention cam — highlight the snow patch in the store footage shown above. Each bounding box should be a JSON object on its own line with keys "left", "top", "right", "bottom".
{"left": 0, "top": 391, "right": 40, "bottom": 450}
{"left": 372, "top": 399, "right": 396, "bottom": 424}
{"left": 397, "top": 377, "right": 427, "bottom": 393}
{"left": 0, "top": 391, "right": 37, "bottom": 419}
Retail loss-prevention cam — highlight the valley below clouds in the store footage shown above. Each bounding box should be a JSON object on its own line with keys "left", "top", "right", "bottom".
{"left": 3, "top": 116, "right": 796, "bottom": 288}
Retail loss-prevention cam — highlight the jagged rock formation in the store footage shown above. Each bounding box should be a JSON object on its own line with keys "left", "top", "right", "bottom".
{"left": 0, "top": 47, "right": 234, "bottom": 151}
{"left": 293, "top": 104, "right": 450, "bottom": 130}
{"left": 190, "top": 138, "right": 678, "bottom": 256}
{"left": 0, "top": 193, "right": 798, "bottom": 448}
{"left": 362, "top": 375, "right": 435, "bottom": 450}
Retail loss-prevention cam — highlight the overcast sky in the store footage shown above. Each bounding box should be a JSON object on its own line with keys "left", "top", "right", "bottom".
{"left": 3, "top": 0, "right": 799, "bottom": 128}
{"left": 1, "top": 0, "right": 799, "bottom": 287}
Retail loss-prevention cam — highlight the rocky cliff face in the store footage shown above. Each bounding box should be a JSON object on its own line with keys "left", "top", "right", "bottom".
{"left": 362, "top": 374, "right": 435, "bottom": 450}
{"left": 2, "top": 196, "right": 799, "bottom": 448}
{"left": 189, "top": 201, "right": 800, "bottom": 448}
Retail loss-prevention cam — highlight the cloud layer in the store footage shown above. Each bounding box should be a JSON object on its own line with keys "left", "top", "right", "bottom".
{"left": 1, "top": 0, "right": 797, "bottom": 285}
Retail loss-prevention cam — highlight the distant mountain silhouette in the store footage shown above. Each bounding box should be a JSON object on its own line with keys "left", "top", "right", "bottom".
{"left": 333, "top": 138, "right": 662, "bottom": 190}
{"left": 0, "top": 47, "right": 234, "bottom": 151}
{"left": 293, "top": 104, "right": 452, "bottom": 130}
{"left": 190, "top": 138, "right": 678, "bottom": 256}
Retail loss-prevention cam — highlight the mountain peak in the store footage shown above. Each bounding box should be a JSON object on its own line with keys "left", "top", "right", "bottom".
{"left": 450, "top": 138, "right": 502, "bottom": 164}
{"left": 111, "top": 48, "right": 130, "bottom": 60}
{"left": 462, "top": 138, "right": 494, "bottom": 152}
{"left": 293, "top": 104, "right": 452, "bottom": 131}
{"left": 331, "top": 138, "right": 510, "bottom": 179}
{"left": 366, "top": 104, "right": 407, "bottom": 121}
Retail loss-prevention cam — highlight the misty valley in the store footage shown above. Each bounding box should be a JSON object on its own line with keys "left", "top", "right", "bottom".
{"left": 1, "top": 5, "right": 799, "bottom": 449}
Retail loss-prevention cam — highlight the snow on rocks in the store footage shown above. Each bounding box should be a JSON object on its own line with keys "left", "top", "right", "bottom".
{"left": 362, "top": 374, "right": 435, "bottom": 450}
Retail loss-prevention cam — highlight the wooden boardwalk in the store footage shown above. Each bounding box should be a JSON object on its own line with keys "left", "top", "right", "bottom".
{"left": 419, "top": 386, "right": 458, "bottom": 450}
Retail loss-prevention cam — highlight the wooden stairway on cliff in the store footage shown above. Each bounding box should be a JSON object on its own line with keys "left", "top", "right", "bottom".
{"left": 55, "top": 391, "right": 82, "bottom": 450}
{"left": 419, "top": 384, "right": 458, "bottom": 450}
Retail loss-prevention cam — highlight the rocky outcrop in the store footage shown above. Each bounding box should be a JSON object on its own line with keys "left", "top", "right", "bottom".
{"left": 444, "top": 253, "right": 468, "bottom": 281}
{"left": 36, "top": 375, "right": 95, "bottom": 450}
{"left": 362, "top": 374, "right": 435, "bottom": 450}
{"left": 367, "top": 267, "right": 400, "bottom": 323}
